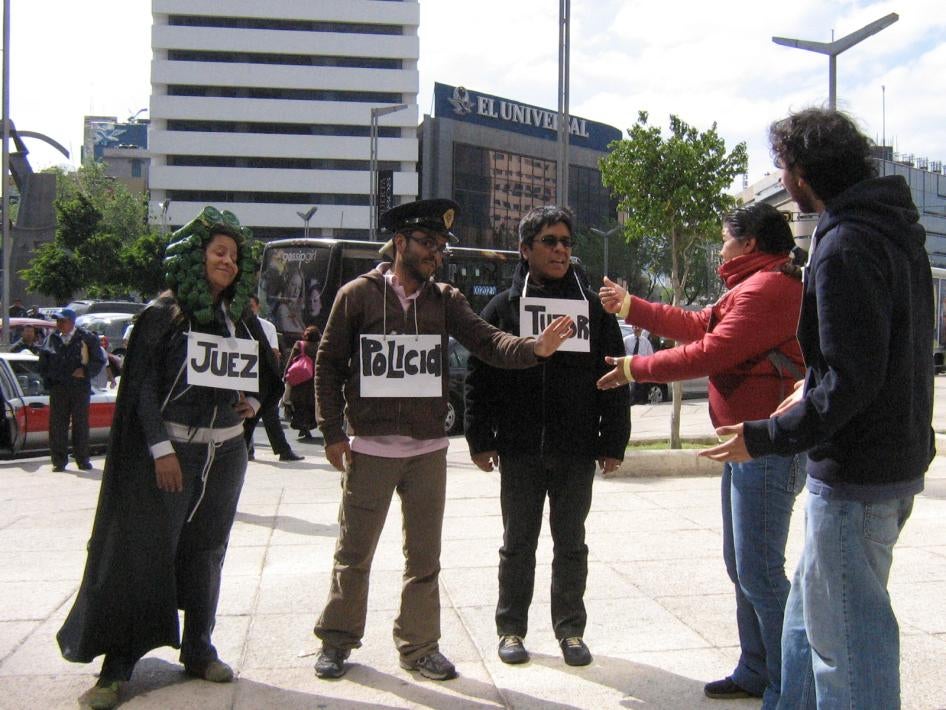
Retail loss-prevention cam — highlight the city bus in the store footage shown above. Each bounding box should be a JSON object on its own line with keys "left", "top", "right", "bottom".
{"left": 258, "top": 237, "right": 521, "bottom": 349}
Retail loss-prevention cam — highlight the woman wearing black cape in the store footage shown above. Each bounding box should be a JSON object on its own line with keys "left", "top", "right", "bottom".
{"left": 57, "top": 207, "right": 282, "bottom": 709}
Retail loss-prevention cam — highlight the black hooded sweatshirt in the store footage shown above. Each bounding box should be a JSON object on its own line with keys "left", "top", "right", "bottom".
{"left": 744, "top": 175, "right": 934, "bottom": 501}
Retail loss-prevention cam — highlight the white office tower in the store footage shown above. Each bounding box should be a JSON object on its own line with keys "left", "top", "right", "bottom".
{"left": 149, "top": 0, "right": 419, "bottom": 239}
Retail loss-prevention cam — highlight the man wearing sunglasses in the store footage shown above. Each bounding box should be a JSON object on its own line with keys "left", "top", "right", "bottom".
{"left": 312, "top": 198, "right": 574, "bottom": 683}
{"left": 464, "top": 205, "right": 630, "bottom": 668}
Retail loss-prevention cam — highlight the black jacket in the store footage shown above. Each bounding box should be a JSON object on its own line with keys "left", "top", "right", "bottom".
{"left": 38, "top": 326, "right": 105, "bottom": 389}
{"left": 57, "top": 297, "right": 282, "bottom": 664}
{"left": 464, "top": 262, "right": 630, "bottom": 460}
{"left": 744, "top": 175, "right": 934, "bottom": 500}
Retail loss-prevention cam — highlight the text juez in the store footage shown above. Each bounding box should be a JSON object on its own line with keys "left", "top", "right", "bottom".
{"left": 186, "top": 332, "right": 260, "bottom": 392}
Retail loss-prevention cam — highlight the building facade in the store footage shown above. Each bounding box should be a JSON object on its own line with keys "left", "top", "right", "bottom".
{"left": 82, "top": 116, "right": 150, "bottom": 193}
{"left": 420, "top": 83, "right": 619, "bottom": 250}
{"left": 740, "top": 152, "right": 946, "bottom": 267}
{"left": 148, "top": 0, "right": 420, "bottom": 240}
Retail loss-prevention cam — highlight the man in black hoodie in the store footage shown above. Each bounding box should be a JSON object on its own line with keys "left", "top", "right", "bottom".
{"left": 701, "top": 108, "right": 933, "bottom": 708}
{"left": 464, "top": 205, "right": 630, "bottom": 668}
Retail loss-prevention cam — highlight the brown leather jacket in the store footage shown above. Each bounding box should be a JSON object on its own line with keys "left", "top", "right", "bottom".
{"left": 316, "top": 264, "right": 539, "bottom": 445}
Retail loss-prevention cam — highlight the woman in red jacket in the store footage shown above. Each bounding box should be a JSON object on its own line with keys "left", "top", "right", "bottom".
{"left": 599, "top": 203, "right": 804, "bottom": 709}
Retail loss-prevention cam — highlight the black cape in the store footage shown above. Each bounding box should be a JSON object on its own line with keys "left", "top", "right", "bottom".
{"left": 57, "top": 296, "right": 282, "bottom": 664}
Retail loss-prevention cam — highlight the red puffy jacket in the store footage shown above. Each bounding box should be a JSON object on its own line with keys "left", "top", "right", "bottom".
{"left": 628, "top": 252, "right": 803, "bottom": 427}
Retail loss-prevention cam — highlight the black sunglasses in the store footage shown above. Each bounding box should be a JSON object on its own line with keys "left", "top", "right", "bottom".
{"left": 534, "top": 235, "right": 573, "bottom": 249}
{"left": 406, "top": 234, "right": 449, "bottom": 254}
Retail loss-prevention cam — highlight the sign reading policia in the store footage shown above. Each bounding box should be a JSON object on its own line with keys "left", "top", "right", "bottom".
{"left": 187, "top": 332, "right": 260, "bottom": 393}
{"left": 359, "top": 334, "right": 443, "bottom": 397}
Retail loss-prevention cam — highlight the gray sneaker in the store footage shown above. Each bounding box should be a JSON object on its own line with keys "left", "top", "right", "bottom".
{"left": 400, "top": 650, "right": 458, "bottom": 680}
{"left": 314, "top": 646, "right": 349, "bottom": 679}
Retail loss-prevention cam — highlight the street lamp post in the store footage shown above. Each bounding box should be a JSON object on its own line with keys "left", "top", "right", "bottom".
{"left": 772, "top": 13, "right": 898, "bottom": 110}
{"left": 369, "top": 104, "right": 407, "bottom": 241}
{"left": 590, "top": 226, "right": 622, "bottom": 279}
{"left": 2, "top": 0, "right": 12, "bottom": 349}
{"left": 556, "top": 0, "right": 571, "bottom": 207}
{"left": 296, "top": 206, "right": 318, "bottom": 240}
{"left": 159, "top": 199, "right": 171, "bottom": 235}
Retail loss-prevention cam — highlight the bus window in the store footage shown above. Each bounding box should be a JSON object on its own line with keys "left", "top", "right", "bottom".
{"left": 259, "top": 242, "right": 332, "bottom": 339}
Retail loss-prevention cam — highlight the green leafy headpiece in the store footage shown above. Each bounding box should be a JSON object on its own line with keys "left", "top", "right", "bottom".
{"left": 163, "top": 206, "right": 258, "bottom": 324}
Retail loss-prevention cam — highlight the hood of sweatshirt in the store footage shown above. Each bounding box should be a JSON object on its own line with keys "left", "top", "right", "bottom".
{"left": 818, "top": 175, "right": 926, "bottom": 263}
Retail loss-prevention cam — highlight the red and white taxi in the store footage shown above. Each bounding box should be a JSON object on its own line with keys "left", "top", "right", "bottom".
{"left": 0, "top": 352, "right": 117, "bottom": 458}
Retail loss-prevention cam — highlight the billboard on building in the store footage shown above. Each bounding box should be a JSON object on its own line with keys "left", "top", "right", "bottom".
{"left": 434, "top": 83, "right": 620, "bottom": 152}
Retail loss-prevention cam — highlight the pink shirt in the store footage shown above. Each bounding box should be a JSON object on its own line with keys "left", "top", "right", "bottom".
{"left": 351, "top": 268, "right": 449, "bottom": 459}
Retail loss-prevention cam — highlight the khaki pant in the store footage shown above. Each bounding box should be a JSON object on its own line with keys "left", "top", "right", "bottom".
{"left": 314, "top": 448, "right": 447, "bottom": 662}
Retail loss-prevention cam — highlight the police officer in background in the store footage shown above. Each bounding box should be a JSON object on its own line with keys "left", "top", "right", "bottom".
{"left": 38, "top": 308, "right": 106, "bottom": 471}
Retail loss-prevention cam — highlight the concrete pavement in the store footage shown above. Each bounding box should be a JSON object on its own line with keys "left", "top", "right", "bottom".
{"left": 1, "top": 383, "right": 945, "bottom": 709}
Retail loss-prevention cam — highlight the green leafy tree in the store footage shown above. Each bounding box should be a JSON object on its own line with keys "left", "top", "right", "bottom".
{"left": 21, "top": 163, "right": 165, "bottom": 301}
{"left": 600, "top": 112, "right": 747, "bottom": 447}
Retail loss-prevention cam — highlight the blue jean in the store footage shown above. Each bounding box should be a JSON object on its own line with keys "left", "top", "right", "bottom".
{"left": 722, "top": 454, "right": 805, "bottom": 709}
{"left": 778, "top": 492, "right": 914, "bottom": 710}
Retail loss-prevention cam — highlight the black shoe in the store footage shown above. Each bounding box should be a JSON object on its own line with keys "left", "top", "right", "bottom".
{"left": 297, "top": 431, "right": 314, "bottom": 441}
{"left": 560, "top": 637, "right": 592, "bottom": 666}
{"left": 497, "top": 635, "right": 529, "bottom": 664}
{"left": 314, "top": 646, "right": 349, "bottom": 679}
{"left": 52, "top": 465, "right": 66, "bottom": 472}
{"left": 77, "top": 461, "right": 93, "bottom": 471}
{"left": 279, "top": 451, "right": 305, "bottom": 462}
{"left": 703, "top": 677, "right": 761, "bottom": 699}
{"left": 400, "top": 650, "right": 457, "bottom": 680}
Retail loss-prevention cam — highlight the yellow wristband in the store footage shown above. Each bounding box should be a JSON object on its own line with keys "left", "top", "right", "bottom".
{"left": 617, "top": 293, "right": 631, "bottom": 319}
{"left": 622, "top": 355, "right": 634, "bottom": 382}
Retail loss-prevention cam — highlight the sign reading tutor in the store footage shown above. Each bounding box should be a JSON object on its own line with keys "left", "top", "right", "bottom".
{"left": 186, "top": 332, "right": 260, "bottom": 392}
{"left": 360, "top": 334, "right": 443, "bottom": 397}
{"left": 434, "top": 82, "right": 621, "bottom": 153}
{"left": 519, "top": 298, "right": 590, "bottom": 353}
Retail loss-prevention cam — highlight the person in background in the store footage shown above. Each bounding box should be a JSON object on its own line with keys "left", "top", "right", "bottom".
{"left": 284, "top": 325, "right": 320, "bottom": 441}
{"left": 700, "top": 108, "right": 934, "bottom": 710}
{"left": 598, "top": 202, "right": 805, "bottom": 708}
{"left": 464, "top": 205, "right": 630, "bottom": 668}
{"left": 90, "top": 335, "right": 119, "bottom": 390}
{"left": 38, "top": 308, "right": 106, "bottom": 472}
{"left": 8, "top": 298, "right": 28, "bottom": 317}
{"left": 56, "top": 206, "right": 282, "bottom": 710}
{"left": 311, "top": 198, "right": 573, "bottom": 682}
{"left": 242, "top": 295, "right": 303, "bottom": 462}
{"left": 11, "top": 324, "right": 42, "bottom": 354}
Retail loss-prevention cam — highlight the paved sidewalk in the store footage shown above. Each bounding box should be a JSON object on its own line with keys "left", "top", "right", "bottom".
{"left": 1, "top": 384, "right": 945, "bottom": 709}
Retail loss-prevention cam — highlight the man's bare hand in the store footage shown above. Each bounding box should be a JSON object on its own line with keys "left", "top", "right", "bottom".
{"left": 471, "top": 450, "right": 499, "bottom": 472}
{"left": 598, "top": 276, "right": 628, "bottom": 315}
{"left": 598, "top": 457, "right": 621, "bottom": 474}
{"left": 233, "top": 394, "right": 255, "bottom": 419}
{"left": 772, "top": 380, "right": 804, "bottom": 417}
{"left": 155, "top": 453, "right": 184, "bottom": 492}
{"left": 533, "top": 315, "right": 574, "bottom": 358}
{"left": 698, "top": 424, "right": 752, "bottom": 463}
{"left": 71, "top": 367, "right": 85, "bottom": 379}
{"left": 326, "top": 440, "right": 352, "bottom": 472}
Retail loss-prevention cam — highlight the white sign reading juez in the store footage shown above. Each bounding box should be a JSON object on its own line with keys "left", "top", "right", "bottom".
{"left": 519, "top": 298, "right": 590, "bottom": 353}
{"left": 186, "top": 332, "right": 260, "bottom": 392}
{"left": 360, "top": 334, "right": 443, "bottom": 397}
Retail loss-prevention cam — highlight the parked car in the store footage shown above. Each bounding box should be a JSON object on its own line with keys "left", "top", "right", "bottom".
{"left": 75, "top": 313, "right": 136, "bottom": 348}
{"left": 0, "top": 352, "right": 117, "bottom": 458}
{"left": 618, "top": 322, "right": 708, "bottom": 403}
{"left": 2, "top": 317, "right": 57, "bottom": 346}
{"left": 445, "top": 338, "right": 469, "bottom": 435}
{"left": 66, "top": 300, "right": 146, "bottom": 316}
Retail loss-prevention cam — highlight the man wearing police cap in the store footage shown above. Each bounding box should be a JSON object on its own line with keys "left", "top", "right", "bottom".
{"left": 312, "top": 198, "right": 574, "bottom": 682}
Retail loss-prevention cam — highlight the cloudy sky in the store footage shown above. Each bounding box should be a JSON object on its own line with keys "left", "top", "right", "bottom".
{"left": 8, "top": 0, "right": 946, "bottom": 186}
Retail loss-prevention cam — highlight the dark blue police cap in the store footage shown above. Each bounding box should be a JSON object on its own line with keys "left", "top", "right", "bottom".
{"left": 380, "top": 199, "right": 460, "bottom": 242}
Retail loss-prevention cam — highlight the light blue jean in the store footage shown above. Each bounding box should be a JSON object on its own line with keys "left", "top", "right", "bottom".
{"left": 778, "top": 491, "right": 914, "bottom": 710}
{"left": 722, "top": 454, "right": 805, "bottom": 709}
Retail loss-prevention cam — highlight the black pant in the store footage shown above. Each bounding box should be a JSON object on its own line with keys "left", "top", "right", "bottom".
{"left": 496, "top": 453, "right": 596, "bottom": 640}
{"left": 242, "top": 401, "right": 291, "bottom": 456}
{"left": 101, "top": 435, "right": 248, "bottom": 681}
{"left": 49, "top": 382, "right": 91, "bottom": 468}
